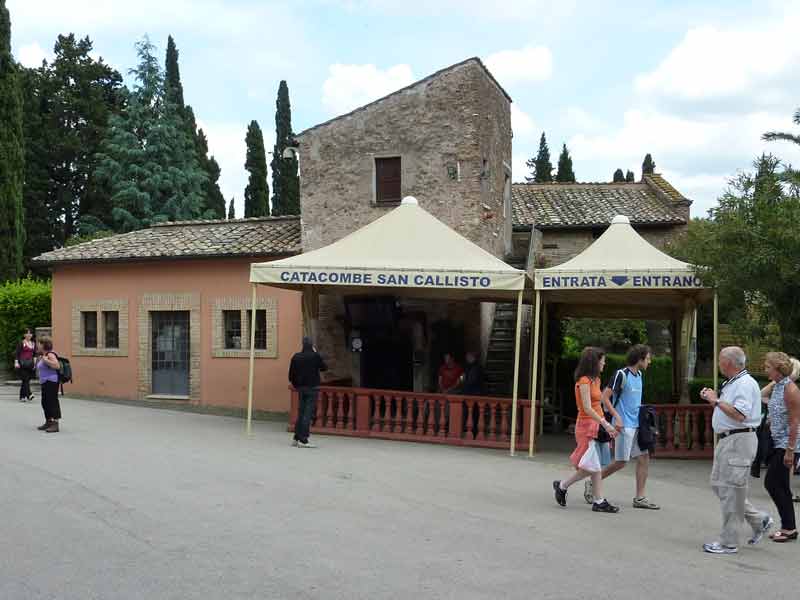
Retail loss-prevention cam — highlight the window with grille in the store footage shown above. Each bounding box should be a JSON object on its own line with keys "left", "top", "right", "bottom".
{"left": 246, "top": 309, "right": 268, "bottom": 350}
{"left": 375, "top": 157, "right": 401, "bottom": 204}
{"left": 82, "top": 311, "right": 98, "bottom": 348}
{"left": 223, "top": 310, "right": 242, "bottom": 349}
{"left": 103, "top": 311, "right": 119, "bottom": 348}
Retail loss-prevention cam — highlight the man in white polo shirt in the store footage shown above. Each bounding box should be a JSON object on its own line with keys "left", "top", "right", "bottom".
{"left": 699, "top": 346, "right": 773, "bottom": 554}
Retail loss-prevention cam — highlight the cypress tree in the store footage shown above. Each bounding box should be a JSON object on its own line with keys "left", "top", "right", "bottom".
{"left": 164, "top": 36, "right": 225, "bottom": 218}
{"left": 0, "top": 0, "right": 25, "bottom": 280}
{"left": 525, "top": 132, "right": 553, "bottom": 183}
{"left": 555, "top": 143, "right": 576, "bottom": 182}
{"left": 228, "top": 197, "right": 235, "bottom": 220}
{"left": 642, "top": 153, "right": 656, "bottom": 175}
{"left": 612, "top": 168, "right": 625, "bottom": 182}
{"left": 244, "top": 120, "right": 269, "bottom": 217}
{"left": 164, "top": 35, "right": 184, "bottom": 109}
{"left": 270, "top": 80, "right": 299, "bottom": 216}
{"left": 625, "top": 170, "right": 635, "bottom": 182}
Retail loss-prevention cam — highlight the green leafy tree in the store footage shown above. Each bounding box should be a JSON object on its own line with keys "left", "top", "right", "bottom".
{"left": 93, "top": 37, "right": 208, "bottom": 231}
{"left": 196, "top": 128, "right": 226, "bottom": 218}
{"left": 625, "top": 169, "right": 635, "bottom": 182}
{"left": 669, "top": 154, "right": 800, "bottom": 354}
{"left": 244, "top": 120, "right": 269, "bottom": 217}
{"left": 270, "top": 80, "right": 299, "bottom": 215}
{"left": 526, "top": 132, "right": 553, "bottom": 183}
{"left": 35, "top": 35, "right": 124, "bottom": 245}
{"left": 642, "top": 153, "right": 656, "bottom": 175}
{"left": 612, "top": 168, "right": 625, "bottom": 182}
{"left": 0, "top": 0, "right": 25, "bottom": 281}
{"left": 555, "top": 143, "right": 575, "bottom": 183}
{"left": 228, "top": 197, "right": 235, "bottom": 220}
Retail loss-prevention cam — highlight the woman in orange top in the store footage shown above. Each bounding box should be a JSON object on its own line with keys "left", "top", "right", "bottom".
{"left": 553, "top": 347, "right": 621, "bottom": 513}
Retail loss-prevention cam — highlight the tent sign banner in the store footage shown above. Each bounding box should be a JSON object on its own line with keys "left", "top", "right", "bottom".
{"left": 252, "top": 267, "right": 526, "bottom": 291}
{"left": 535, "top": 272, "right": 703, "bottom": 290}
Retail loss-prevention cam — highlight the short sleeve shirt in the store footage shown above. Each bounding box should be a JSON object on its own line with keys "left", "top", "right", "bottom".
{"left": 438, "top": 363, "right": 463, "bottom": 390}
{"left": 575, "top": 376, "right": 602, "bottom": 420}
{"left": 712, "top": 370, "right": 762, "bottom": 432}
{"left": 610, "top": 368, "right": 643, "bottom": 429}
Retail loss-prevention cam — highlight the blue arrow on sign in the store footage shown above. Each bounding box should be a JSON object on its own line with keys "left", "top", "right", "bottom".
{"left": 611, "top": 276, "right": 629, "bottom": 286}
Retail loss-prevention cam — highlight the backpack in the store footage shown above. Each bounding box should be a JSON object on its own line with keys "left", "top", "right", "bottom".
{"left": 610, "top": 368, "right": 628, "bottom": 408}
{"left": 57, "top": 356, "right": 72, "bottom": 385}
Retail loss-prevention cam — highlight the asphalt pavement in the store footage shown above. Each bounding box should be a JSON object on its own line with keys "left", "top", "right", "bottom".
{"left": 1, "top": 385, "right": 796, "bottom": 600}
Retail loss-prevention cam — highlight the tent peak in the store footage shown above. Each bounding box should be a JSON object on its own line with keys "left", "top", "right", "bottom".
{"left": 611, "top": 215, "right": 631, "bottom": 225}
{"left": 401, "top": 196, "right": 419, "bottom": 205}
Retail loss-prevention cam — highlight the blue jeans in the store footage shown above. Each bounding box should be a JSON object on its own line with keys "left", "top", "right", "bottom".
{"left": 294, "top": 389, "right": 318, "bottom": 443}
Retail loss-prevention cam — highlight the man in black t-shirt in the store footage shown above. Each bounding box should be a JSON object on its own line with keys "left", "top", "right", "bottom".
{"left": 289, "top": 337, "right": 327, "bottom": 448}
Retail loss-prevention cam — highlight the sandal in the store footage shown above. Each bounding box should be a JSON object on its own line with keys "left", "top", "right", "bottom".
{"left": 772, "top": 530, "right": 798, "bottom": 543}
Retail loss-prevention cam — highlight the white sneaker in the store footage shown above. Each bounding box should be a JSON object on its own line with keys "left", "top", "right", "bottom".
{"left": 702, "top": 542, "right": 738, "bottom": 554}
{"left": 297, "top": 441, "right": 317, "bottom": 448}
{"left": 748, "top": 515, "right": 774, "bottom": 545}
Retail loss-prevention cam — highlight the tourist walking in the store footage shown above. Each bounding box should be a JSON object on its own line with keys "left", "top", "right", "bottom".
{"left": 36, "top": 335, "right": 61, "bottom": 433}
{"left": 553, "top": 346, "right": 620, "bottom": 513}
{"left": 14, "top": 328, "right": 36, "bottom": 402}
{"left": 584, "top": 344, "right": 660, "bottom": 509}
{"left": 699, "top": 346, "right": 771, "bottom": 554}
{"left": 288, "top": 337, "right": 327, "bottom": 448}
{"left": 761, "top": 352, "right": 800, "bottom": 542}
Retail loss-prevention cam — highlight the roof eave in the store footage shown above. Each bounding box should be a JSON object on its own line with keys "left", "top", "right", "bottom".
{"left": 33, "top": 250, "right": 301, "bottom": 268}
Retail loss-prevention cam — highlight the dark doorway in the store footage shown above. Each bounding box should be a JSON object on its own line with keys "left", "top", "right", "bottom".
{"left": 345, "top": 297, "right": 414, "bottom": 391}
{"left": 151, "top": 311, "right": 190, "bottom": 396}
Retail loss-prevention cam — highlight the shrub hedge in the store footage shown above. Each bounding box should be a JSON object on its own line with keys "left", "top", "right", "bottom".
{"left": 0, "top": 278, "right": 52, "bottom": 369}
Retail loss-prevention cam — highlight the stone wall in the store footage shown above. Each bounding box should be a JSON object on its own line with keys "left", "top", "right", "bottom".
{"left": 298, "top": 59, "right": 512, "bottom": 381}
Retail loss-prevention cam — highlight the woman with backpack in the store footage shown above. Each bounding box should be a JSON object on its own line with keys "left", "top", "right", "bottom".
{"left": 36, "top": 335, "right": 61, "bottom": 433}
{"left": 552, "top": 346, "right": 621, "bottom": 513}
{"left": 14, "top": 328, "right": 37, "bottom": 402}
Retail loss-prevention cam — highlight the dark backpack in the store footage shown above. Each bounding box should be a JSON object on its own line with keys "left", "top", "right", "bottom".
{"left": 57, "top": 356, "right": 72, "bottom": 384}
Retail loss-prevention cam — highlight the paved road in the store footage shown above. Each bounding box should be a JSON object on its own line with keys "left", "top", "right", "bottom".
{"left": 1, "top": 386, "right": 796, "bottom": 600}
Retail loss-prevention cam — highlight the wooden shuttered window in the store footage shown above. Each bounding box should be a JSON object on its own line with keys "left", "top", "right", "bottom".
{"left": 375, "top": 157, "right": 401, "bottom": 204}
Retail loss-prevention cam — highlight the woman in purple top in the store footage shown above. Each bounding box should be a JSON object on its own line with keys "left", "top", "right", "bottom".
{"left": 36, "top": 335, "right": 61, "bottom": 433}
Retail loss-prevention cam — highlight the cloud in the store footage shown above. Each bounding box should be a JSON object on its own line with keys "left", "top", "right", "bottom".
{"left": 562, "top": 107, "right": 607, "bottom": 134}
{"left": 511, "top": 105, "right": 536, "bottom": 137}
{"left": 329, "top": 0, "right": 576, "bottom": 21}
{"left": 16, "top": 42, "right": 50, "bottom": 67}
{"left": 199, "top": 120, "right": 275, "bottom": 218}
{"left": 634, "top": 11, "right": 800, "bottom": 110}
{"left": 484, "top": 45, "right": 552, "bottom": 86}
{"left": 321, "top": 63, "right": 415, "bottom": 116}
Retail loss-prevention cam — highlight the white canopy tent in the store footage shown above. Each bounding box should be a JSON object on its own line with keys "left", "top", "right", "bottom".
{"left": 525, "top": 215, "right": 716, "bottom": 455}
{"left": 247, "top": 197, "right": 535, "bottom": 453}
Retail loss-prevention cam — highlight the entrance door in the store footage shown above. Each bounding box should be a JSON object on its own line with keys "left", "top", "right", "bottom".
{"left": 151, "top": 311, "right": 190, "bottom": 396}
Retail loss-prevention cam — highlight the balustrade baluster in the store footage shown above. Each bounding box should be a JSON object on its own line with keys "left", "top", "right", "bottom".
{"left": 463, "top": 402, "right": 473, "bottom": 440}
{"left": 425, "top": 398, "right": 435, "bottom": 436}
{"left": 438, "top": 399, "right": 448, "bottom": 438}
{"left": 500, "top": 404, "right": 510, "bottom": 441}
{"left": 414, "top": 399, "right": 424, "bottom": 435}
{"left": 488, "top": 403, "right": 498, "bottom": 439}
{"left": 703, "top": 408, "right": 713, "bottom": 450}
{"left": 315, "top": 392, "right": 325, "bottom": 427}
{"left": 335, "top": 392, "right": 344, "bottom": 429}
{"left": 690, "top": 410, "right": 700, "bottom": 451}
{"left": 325, "top": 394, "right": 335, "bottom": 429}
{"left": 405, "top": 397, "right": 414, "bottom": 433}
{"left": 370, "top": 395, "right": 380, "bottom": 432}
{"left": 665, "top": 409, "right": 675, "bottom": 451}
{"left": 476, "top": 402, "right": 486, "bottom": 440}
{"left": 393, "top": 396, "right": 403, "bottom": 433}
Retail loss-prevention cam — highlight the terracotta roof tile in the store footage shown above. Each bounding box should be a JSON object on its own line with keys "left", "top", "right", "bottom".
{"left": 33, "top": 217, "right": 301, "bottom": 265}
{"left": 512, "top": 178, "right": 688, "bottom": 229}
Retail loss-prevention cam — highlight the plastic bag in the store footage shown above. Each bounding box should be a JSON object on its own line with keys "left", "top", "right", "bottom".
{"left": 578, "top": 441, "right": 601, "bottom": 473}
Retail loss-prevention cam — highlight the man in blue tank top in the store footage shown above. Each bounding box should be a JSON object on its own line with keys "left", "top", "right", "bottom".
{"left": 585, "top": 344, "right": 660, "bottom": 510}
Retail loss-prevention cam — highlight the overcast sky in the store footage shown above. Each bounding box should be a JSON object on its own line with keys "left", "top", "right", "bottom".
{"left": 9, "top": 0, "right": 800, "bottom": 218}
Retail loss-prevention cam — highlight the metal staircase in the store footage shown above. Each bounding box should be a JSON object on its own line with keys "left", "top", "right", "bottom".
{"left": 484, "top": 257, "right": 528, "bottom": 398}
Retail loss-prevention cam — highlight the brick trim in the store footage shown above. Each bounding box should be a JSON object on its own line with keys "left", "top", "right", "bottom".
{"left": 71, "top": 299, "right": 129, "bottom": 357}
{"left": 210, "top": 297, "right": 278, "bottom": 359}
{"left": 138, "top": 293, "right": 201, "bottom": 402}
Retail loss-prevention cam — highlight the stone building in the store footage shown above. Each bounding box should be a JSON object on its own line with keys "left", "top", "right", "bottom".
{"left": 32, "top": 217, "right": 303, "bottom": 413}
{"left": 295, "top": 57, "right": 513, "bottom": 390}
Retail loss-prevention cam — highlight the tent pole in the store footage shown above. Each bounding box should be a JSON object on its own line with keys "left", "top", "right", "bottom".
{"left": 528, "top": 290, "right": 541, "bottom": 456}
{"left": 538, "top": 301, "right": 547, "bottom": 438}
{"left": 246, "top": 284, "right": 258, "bottom": 435}
{"left": 509, "top": 290, "right": 524, "bottom": 456}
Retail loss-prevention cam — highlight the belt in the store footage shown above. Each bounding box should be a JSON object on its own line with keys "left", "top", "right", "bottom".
{"left": 718, "top": 427, "right": 755, "bottom": 439}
